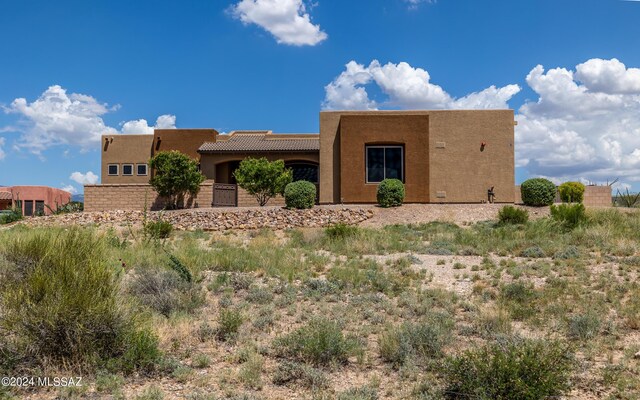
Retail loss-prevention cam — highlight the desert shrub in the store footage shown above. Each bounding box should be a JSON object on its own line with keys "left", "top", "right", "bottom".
{"left": 126, "top": 267, "right": 204, "bottom": 317}
{"left": 0, "top": 209, "right": 22, "bottom": 224}
{"left": 520, "top": 246, "right": 546, "bottom": 258}
{"left": 498, "top": 205, "right": 528, "bottom": 225}
{"left": 246, "top": 285, "right": 274, "bottom": 304}
{"left": 0, "top": 228, "right": 159, "bottom": 372}
{"left": 284, "top": 180, "right": 316, "bottom": 209}
{"left": 550, "top": 203, "right": 588, "bottom": 230}
{"left": 558, "top": 181, "right": 585, "bottom": 203}
{"left": 379, "top": 319, "right": 451, "bottom": 367}
{"left": 443, "top": 338, "right": 573, "bottom": 399}
{"left": 337, "top": 386, "right": 379, "bottom": 400}
{"left": 377, "top": 178, "right": 405, "bottom": 208}
{"left": 500, "top": 282, "right": 537, "bottom": 320}
{"left": 167, "top": 253, "right": 193, "bottom": 282}
{"left": 554, "top": 245, "right": 581, "bottom": 260}
{"left": 567, "top": 313, "right": 601, "bottom": 341}
{"left": 615, "top": 188, "right": 640, "bottom": 207}
{"left": 144, "top": 219, "right": 173, "bottom": 239}
{"left": 272, "top": 361, "right": 328, "bottom": 389}
{"left": 217, "top": 309, "right": 244, "bottom": 341}
{"left": 521, "top": 178, "right": 556, "bottom": 207}
{"left": 46, "top": 200, "right": 84, "bottom": 214}
{"left": 273, "top": 318, "right": 359, "bottom": 366}
{"left": 325, "top": 223, "right": 359, "bottom": 240}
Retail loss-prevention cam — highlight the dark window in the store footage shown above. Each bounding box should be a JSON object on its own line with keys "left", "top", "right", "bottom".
{"left": 366, "top": 146, "right": 403, "bottom": 183}
{"left": 137, "top": 164, "right": 148, "bottom": 176}
{"left": 288, "top": 163, "right": 319, "bottom": 183}
{"left": 122, "top": 164, "right": 133, "bottom": 176}
{"left": 24, "top": 200, "right": 33, "bottom": 217}
{"left": 35, "top": 201, "right": 45, "bottom": 216}
{"left": 108, "top": 164, "right": 119, "bottom": 175}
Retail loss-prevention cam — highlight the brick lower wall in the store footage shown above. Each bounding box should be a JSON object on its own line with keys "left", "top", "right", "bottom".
{"left": 84, "top": 182, "right": 214, "bottom": 212}
{"left": 514, "top": 185, "right": 612, "bottom": 207}
{"left": 237, "top": 187, "right": 285, "bottom": 207}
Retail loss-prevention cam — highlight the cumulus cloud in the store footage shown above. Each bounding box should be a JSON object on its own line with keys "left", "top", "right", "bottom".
{"left": 2, "top": 85, "right": 177, "bottom": 156}
{"left": 323, "top": 60, "right": 520, "bottom": 110}
{"left": 61, "top": 185, "right": 78, "bottom": 195}
{"left": 70, "top": 171, "right": 100, "bottom": 185}
{"left": 516, "top": 59, "right": 640, "bottom": 184}
{"left": 231, "top": 0, "right": 327, "bottom": 46}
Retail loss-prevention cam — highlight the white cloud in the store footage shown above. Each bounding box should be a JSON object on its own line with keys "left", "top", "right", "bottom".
{"left": 2, "top": 85, "right": 177, "bottom": 156}
{"left": 404, "top": 0, "right": 436, "bottom": 9}
{"left": 516, "top": 59, "right": 640, "bottom": 184}
{"left": 61, "top": 185, "right": 78, "bottom": 195}
{"left": 323, "top": 60, "right": 520, "bottom": 110}
{"left": 70, "top": 171, "right": 99, "bottom": 185}
{"left": 231, "top": 0, "right": 327, "bottom": 46}
{"left": 121, "top": 114, "right": 176, "bottom": 135}
{"left": 0, "top": 137, "right": 5, "bottom": 160}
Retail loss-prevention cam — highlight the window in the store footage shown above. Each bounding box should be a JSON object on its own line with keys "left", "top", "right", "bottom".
{"left": 122, "top": 164, "right": 133, "bottom": 176}
{"left": 108, "top": 164, "right": 119, "bottom": 176}
{"left": 35, "top": 201, "right": 45, "bottom": 216}
{"left": 366, "top": 146, "right": 404, "bottom": 183}
{"left": 288, "top": 163, "right": 319, "bottom": 183}
{"left": 24, "top": 200, "right": 33, "bottom": 217}
{"left": 137, "top": 164, "right": 148, "bottom": 176}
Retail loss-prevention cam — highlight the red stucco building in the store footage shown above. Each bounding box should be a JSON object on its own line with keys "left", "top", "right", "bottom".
{"left": 0, "top": 186, "right": 72, "bottom": 216}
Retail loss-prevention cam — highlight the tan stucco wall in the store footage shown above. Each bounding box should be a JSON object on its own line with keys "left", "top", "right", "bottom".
{"left": 319, "top": 110, "right": 515, "bottom": 204}
{"left": 200, "top": 152, "right": 320, "bottom": 182}
{"left": 428, "top": 110, "right": 515, "bottom": 203}
{"left": 84, "top": 182, "right": 213, "bottom": 212}
{"left": 101, "top": 135, "right": 154, "bottom": 184}
{"left": 154, "top": 129, "right": 217, "bottom": 161}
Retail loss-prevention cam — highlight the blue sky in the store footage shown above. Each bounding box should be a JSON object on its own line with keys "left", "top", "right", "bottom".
{"left": 1, "top": 0, "right": 640, "bottom": 194}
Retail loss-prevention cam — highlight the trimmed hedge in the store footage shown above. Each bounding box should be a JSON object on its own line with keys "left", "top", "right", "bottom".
{"left": 284, "top": 181, "right": 316, "bottom": 209}
{"left": 377, "top": 179, "right": 405, "bottom": 208}
{"left": 521, "top": 178, "right": 556, "bottom": 207}
{"left": 558, "top": 181, "right": 585, "bottom": 203}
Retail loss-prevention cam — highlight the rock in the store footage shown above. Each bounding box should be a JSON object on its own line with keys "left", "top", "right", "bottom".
{"left": 635, "top": 351, "right": 640, "bottom": 360}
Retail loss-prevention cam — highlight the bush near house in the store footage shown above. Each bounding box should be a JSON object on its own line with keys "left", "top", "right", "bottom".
{"left": 234, "top": 157, "right": 293, "bottom": 206}
{"left": 377, "top": 179, "right": 405, "bottom": 208}
{"left": 521, "top": 178, "right": 556, "bottom": 206}
{"left": 0, "top": 209, "right": 22, "bottom": 225}
{"left": 284, "top": 180, "right": 316, "bottom": 209}
{"left": 558, "top": 181, "right": 585, "bottom": 203}
{"left": 149, "top": 151, "right": 205, "bottom": 209}
{"left": 497, "top": 205, "right": 529, "bottom": 225}
{"left": 550, "top": 203, "right": 588, "bottom": 230}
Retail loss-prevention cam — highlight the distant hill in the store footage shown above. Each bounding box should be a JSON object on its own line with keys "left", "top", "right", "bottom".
{"left": 72, "top": 194, "right": 84, "bottom": 203}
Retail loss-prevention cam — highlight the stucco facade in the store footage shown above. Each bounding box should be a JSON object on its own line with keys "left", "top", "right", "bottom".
{"left": 0, "top": 186, "right": 72, "bottom": 215}
{"left": 319, "top": 110, "right": 516, "bottom": 204}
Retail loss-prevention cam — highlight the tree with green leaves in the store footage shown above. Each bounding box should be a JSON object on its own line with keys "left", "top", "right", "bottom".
{"left": 233, "top": 157, "right": 292, "bottom": 206}
{"left": 149, "top": 151, "right": 205, "bottom": 209}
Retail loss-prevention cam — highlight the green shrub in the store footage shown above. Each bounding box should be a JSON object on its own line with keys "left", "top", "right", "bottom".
{"left": 376, "top": 179, "right": 405, "bottom": 208}
{"left": 554, "top": 245, "right": 581, "bottom": 259}
{"left": 558, "top": 181, "right": 585, "bottom": 203}
{"left": 550, "top": 203, "right": 588, "bottom": 230}
{"left": 217, "top": 309, "right": 244, "bottom": 341}
{"left": 520, "top": 246, "right": 546, "bottom": 258}
{"left": 521, "top": 178, "right": 556, "bottom": 207}
{"left": 325, "top": 223, "right": 359, "bottom": 240}
{"left": 144, "top": 219, "right": 173, "bottom": 239}
{"left": 149, "top": 150, "right": 205, "bottom": 209}
{"left": 0, "top": 228, "right": 159, "bottom": 372}
{"left": 379, "top": 319, "right": 451, "bottom": 367}
{"left": 567, "top": 313, "right": 601, "bottom": 341}
{"left": 233, "top": 157, "right": 293, "bottom": 206}
{"left": 126, "top": 267, "right": 204, "bottom": 317}
{"left": 443, "top": 338, "right": 573, "bottom": 399}
{"left": 0, "top": 209, "right": 22, "bottom": 224}
{"left": 273, "top": 318, "right": 359, "bottom": 366}
{"left": 284, "top": 180, "right": 316, "bottom": 209}
{"left": 497, "top": 205, "right": 529, "bottom": 225}
{"left": 500, "top": 282, "right": 537, "bottom": 320}
{"left": 272, "top": 361, "right": 328, "bottom": 389}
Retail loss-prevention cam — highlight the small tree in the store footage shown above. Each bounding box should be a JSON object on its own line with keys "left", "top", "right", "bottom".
{"left": 149, "top": 151, "right": 205, "bottom": 209}
{"left": 233, "top": 158, "right": 292, "bottom": 206}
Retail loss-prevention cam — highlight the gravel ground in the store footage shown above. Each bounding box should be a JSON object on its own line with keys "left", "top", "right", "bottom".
{"left": 360, "top": 203, "right": 550, "bottom": 227}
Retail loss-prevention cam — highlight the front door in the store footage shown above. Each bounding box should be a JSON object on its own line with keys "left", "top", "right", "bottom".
{"left": 213, "top": 183, "right": 237, "bottom": 207}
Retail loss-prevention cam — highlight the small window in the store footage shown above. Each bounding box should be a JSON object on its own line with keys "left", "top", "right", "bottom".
{"left": 108, "top": 164, "right": 119, "bottom": 176}
{"left": 24, "top": 200, "right": 33, "bottom": 217}
{"left": 122, "top": 164, "right": 133, "bottom": 176}
{"left": 366, "top": 145, "right": 404, "bottom": 183}
{"left": 35, "top": 201, "right": 45, "bottom": 216}
{"left": 137, "top": 164, "right": 148, "bottom": 176}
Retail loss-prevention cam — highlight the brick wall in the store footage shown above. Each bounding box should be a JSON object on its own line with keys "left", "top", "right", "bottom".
{"left": 237, "top": 187, "right": 285, "bottom": 207}
{"left": 514, "top": 185, "right": 612, "bottom": 207}
{"left": 84, "top": 182, "right": 214, "bottom": 212}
